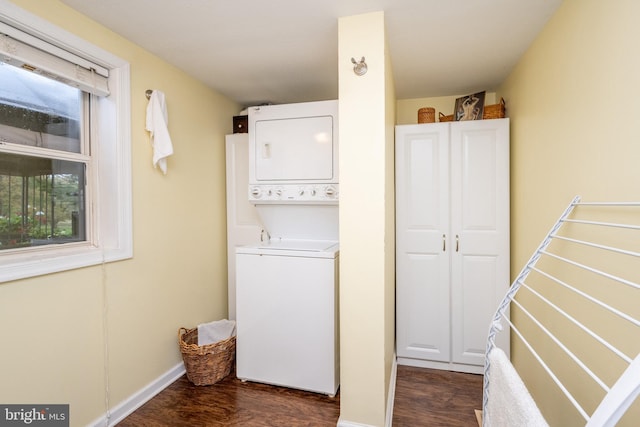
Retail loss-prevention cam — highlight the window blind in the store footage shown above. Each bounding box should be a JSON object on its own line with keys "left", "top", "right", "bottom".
{"left": 0, "top": 22, "right": 109, "bottom": 96}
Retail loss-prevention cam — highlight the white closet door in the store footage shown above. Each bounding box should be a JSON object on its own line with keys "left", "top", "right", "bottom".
{"left": 449, "top": 119, "right": 510, "bottom": 366}
{"left": 225, "top": 133, "right": 263, "bottom": 320}
{"left": 395, "top": 123, "right": 451, "bottom": 362}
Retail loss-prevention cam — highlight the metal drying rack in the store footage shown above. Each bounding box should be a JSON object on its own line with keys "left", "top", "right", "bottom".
{"left": 483, "top": 196, "right": 640, "bottom": 426}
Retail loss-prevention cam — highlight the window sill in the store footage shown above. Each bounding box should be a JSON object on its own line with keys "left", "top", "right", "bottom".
{"left": 0, "top": 243, "right": 131, "bottom": 282}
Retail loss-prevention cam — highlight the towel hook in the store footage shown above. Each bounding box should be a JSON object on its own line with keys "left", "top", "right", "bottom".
{"left": 145, "top": 89, "right": 153, "bottom": 100}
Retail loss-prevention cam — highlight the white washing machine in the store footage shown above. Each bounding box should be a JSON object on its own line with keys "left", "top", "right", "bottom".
{"left": 235, "top": 238, "right": 339, "bottom": 396}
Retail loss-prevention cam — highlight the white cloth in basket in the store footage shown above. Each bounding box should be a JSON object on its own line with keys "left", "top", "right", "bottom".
{"left": 197, "top": 319, "right": 236, "bottom": 346}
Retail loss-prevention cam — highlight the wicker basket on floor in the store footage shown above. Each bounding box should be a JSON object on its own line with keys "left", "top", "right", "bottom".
{"left": 178, "top": 327, "right": 236, "bottom": 386}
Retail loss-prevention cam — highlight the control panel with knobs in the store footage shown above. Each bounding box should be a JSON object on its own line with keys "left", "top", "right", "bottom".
{"left": 248, "top": 184, "right": 339, "bottom": 203}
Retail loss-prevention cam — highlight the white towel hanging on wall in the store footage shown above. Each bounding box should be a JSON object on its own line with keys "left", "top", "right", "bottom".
{"left": 145, "top": 90, "right": 174, "bottom": 174}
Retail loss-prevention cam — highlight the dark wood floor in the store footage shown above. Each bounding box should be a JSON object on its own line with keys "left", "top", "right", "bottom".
{"left": 117, "top": 365, "right": 482, "bottom": 426}
{"left": 393, "top": 366, "right": 482, "bottom": 427}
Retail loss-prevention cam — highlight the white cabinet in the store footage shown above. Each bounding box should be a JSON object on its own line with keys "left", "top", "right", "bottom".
{"left": 395, "top": 119, "right": 510, "bottom": 374}
{"left": 225, "top": 133, "right": 263, "bottom": 320}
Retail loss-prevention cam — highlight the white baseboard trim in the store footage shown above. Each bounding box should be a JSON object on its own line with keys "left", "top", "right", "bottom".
{"left": 337, "top": 419, "right": 377, "bottom": 427}
{"left": 88, "top": 362, "right": 185, "bottom": 427}
{"left": 385, "top": 354, "right": 397, "bottom": 427}
{"left": 336, "top": 354, "right": 398, "bottom": 427}
{"left": 397, "top": 357, "right": 484, "bottom": 375}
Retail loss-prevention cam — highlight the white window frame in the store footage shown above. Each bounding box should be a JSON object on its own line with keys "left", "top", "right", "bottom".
{"left": 0, "top": 0, "right": 132, "bottom": 283}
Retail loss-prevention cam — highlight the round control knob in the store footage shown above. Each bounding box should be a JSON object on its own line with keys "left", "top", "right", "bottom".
{"left": 250, "top": 187, "right": 262, "bottom": 198}
{"left": 275, "top": 187, "right": 283, "bottom": 197}
{"left": 310, "top": 188, "right": 317, "bottom": 196}
{"left": 324, "top": 186, "right": 337, "bottom": 198}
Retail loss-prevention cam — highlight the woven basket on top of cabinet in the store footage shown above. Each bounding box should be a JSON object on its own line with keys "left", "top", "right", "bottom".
{"left": 178, "top": 327, "right": 236, "bottom": 386}
{"left": 418, "top": 107, "right": 436, "bottom": 123}
{"left": 439, "top": 112, "right": 454, "bottom": 122}
{"left": 483, "top": 97, "right": 506, "bottom": 119}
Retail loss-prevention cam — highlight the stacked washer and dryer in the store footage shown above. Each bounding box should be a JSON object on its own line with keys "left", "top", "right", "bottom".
{"left": 235, "top": 100, "right": 340, "bottom": 396}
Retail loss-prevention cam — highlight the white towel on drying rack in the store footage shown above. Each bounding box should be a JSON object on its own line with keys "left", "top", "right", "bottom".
{"left": 485, "top": 347, "right": 548, "bottom": 427}
{"left": 145, "top": 90, "right": 174, "bottom": 174}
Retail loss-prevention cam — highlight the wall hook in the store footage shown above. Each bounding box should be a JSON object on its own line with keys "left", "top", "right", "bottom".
{"left": 351, "top": 57, "right": 368, "bottom": 76}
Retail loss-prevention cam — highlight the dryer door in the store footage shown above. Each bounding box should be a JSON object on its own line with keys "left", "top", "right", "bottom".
{"left": 253, "top": 115, "right": 335, "bottom": 182}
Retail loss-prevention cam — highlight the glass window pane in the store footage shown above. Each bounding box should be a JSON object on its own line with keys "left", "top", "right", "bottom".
{"left": 0, "top": 152, "right": 86, "bottom": 250}
{"left": 0, "top": 62, "right": 82, "bottom": 153}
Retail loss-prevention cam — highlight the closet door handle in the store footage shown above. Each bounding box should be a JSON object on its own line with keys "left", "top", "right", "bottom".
{"left": 456, "top": 235, "right": 459, "bottom": 252}
{"left": 442, "top": 234, "right": 446, "bottom": 252}
{"left": 262, "top": 143, "right": 271, "bottom": 159}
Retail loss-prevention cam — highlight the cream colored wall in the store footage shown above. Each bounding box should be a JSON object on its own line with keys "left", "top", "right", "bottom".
{"left": 498, "top": 0, "right": 640, "bottom": 425}
{"left": 0, "top": 1, "right": 239, "bottom": 425}
{"left": 396, "top": 92, "right": 497, "bottom": 125}
{"left": 338, "top": 11, "right": 396, "bottom": 427}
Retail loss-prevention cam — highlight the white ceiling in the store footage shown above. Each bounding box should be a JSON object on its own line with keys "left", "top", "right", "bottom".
{"left": 59, "top": 0, "right": 562, "bottom": 108}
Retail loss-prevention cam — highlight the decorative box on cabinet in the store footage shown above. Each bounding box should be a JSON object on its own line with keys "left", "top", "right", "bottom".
{"left": 395, "top": 118, "right": 510, "bottom": 374}
{"left": 233, "top": 115, "right": 248, "bottom": 133}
